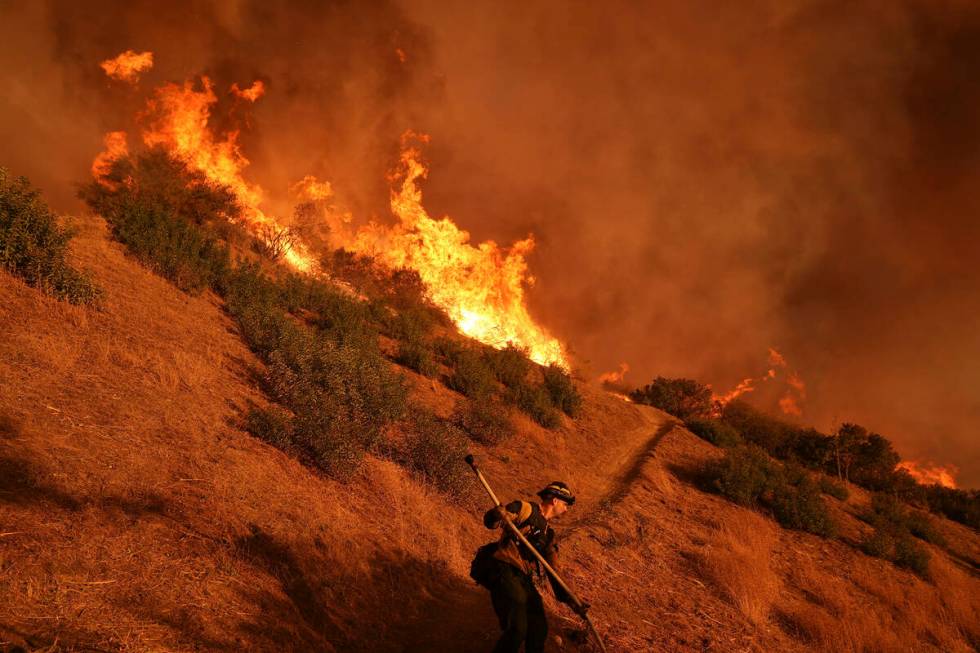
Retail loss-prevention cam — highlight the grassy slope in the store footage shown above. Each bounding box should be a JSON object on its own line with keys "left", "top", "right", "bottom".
{"left": 1, "top": 213, "right": 977, "bottom": 652}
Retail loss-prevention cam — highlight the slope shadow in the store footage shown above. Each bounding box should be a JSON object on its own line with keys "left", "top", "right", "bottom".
{"left": 230, "top": 526, "right": 510, "bottom": 653}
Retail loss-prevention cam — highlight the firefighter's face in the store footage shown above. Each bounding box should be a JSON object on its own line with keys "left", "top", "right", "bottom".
{"left": 548, "top": 497, "right": 569, "bottom": 519}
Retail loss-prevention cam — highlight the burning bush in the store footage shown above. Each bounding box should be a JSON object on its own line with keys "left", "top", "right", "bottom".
{"left": 0, "top": 168, "right": 100, "bottom": 304}
{"left": 629, "top": 377, "right": 712, "bottom": 421}
{"left": 80, "top": 150, "right": 234, "bottom": 293}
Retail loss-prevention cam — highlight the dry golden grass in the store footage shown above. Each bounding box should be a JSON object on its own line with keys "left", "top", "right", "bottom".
{"left": 696, "top": 510, "right": 779, "bottom": 627}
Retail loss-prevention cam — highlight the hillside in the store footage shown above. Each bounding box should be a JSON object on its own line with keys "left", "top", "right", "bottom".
{"left": 1, "top": 211, "right": 979, "bottom": 653}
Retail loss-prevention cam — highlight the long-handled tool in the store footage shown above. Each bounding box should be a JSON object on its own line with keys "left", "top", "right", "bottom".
{"left": 465, "top": 454, "right": 607, "bottom": 653}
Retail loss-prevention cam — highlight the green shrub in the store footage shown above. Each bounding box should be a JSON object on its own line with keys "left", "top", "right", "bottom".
{"left": 894, "top": 536, "right": 931, "bottom": 578}
{"left": 433, "top": 336, "right": 465, "bottom": 364}
{"left": 79, "top": 151, "right": 233, "bottom": 293}
{"left": 711, "top": 446, "right": 836, "bottom": 537}
{"left": 453, "top": 398, "right": 513, "bottom": 446}
{"left": 395, "top": 339, "right": 439, "bottom": 378}
{"left": 485, "top": 345, "right": 531, "bottom": 389}
{"left": 510, "top": 382, "right": 561, "bottom": 429}
{"left": 245, "top": 405, "right": 294, "bottom": 450}
{"left": 446, "top": 348, "right": 496, "bottom": 399}
{"left": 0, "top": 168, "right": 100, "bottom": 303}
{"left": 401, "top": 411, "right": 471, "bottom": 498}
{"left": 629, "top": 377, "right": 712, "bottom": 421}
{"left": 905, "top": 511, "right": 946, "bottom": 546}
{"left": 769, "top": 476, "right": 837, "bottom": 537}
{"left": 542, "top": 364, "right": 582, "bottom": 417}
{"left": 685, "top": 419, "right": 743, "bottom": 448}
{"left": 711, "top": 445, "right": 776, "bottom": 506}
{"left": 819, "top": 476, "right": 850, "bottom": 501}
{"left": 386, "top": 305, "right": 438, "bottom": 343}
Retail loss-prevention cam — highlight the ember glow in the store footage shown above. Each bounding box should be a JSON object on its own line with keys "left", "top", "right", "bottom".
{"left": 598, "top": 362, "right": 629, "bottom": 386}
{"left": 100, "top": 50, "right": 154, "bottom": 83}
{"left": 897, "top": 461, "right": 959, "bottom": 489}
{"left": 91, "top": 68, "right": 567, "bottom": 367}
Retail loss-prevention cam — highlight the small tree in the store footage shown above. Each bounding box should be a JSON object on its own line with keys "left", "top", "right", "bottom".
{"left": 630, "top": 377, "right": 712, "bottom": 421}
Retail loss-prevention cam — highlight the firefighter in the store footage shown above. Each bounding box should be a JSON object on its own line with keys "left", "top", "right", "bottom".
{"left": 479, "top": 481, "right": 582, "bottom": 653}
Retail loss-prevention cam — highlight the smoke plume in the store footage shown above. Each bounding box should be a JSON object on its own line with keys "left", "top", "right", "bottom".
{"left": 1, "top": 0, "right": 977, "bottom": 485}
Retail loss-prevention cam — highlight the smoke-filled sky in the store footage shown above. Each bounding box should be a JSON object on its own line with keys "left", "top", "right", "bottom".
{"left": 1, "top": 0, "right": 978, "bottom": 486}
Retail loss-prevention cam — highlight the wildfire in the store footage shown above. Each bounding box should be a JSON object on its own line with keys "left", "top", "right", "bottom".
{"left": 91, "top": 131, "right": 128, "bottom": 181}
{"left": 230, "top": 81, "right": 266, "bottom": 102}
{"left": 91, "top": 64, "right": 568, "bottom": 366}
{"left": 333, "top": 132, "right": 567, "bottom": 368}
{"left": 137, "top": 76, "right": 314, "bottom": 272}
{"left": 896, "top": 461, "right": 958, "bottom": 489}
{"left": 100, "top": 50, "right": 154, "bottom": 83}
{"left": 713, "top": 348, "right": 806, "bottom": 416}
{"left": 598, "top": 362, "right": 629, "bottom": 386}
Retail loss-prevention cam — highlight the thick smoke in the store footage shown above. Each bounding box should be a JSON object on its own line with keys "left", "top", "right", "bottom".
{"left": 1, "top": 0, "right": 977, "bottom": 485}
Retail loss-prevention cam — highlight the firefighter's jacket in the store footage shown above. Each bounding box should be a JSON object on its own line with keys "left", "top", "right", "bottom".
{"left": 483, "top": 500, "right": 571, "bottom": 603}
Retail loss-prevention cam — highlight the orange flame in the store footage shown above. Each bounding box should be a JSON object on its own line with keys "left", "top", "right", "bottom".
{"left": 896, "top": 461, "right": 958, "bottom": 488}
{"left": 91, "top": 131, "right": 129, "bottom": 182}
{"left": 713, "top": 348, "right": 806, "bottom": 416}
{"left": 138, "top": 76, "right": 314, "bottom": 272}
{"left": 333, "top": 132, "right": 567, "bottom": 368}
{"left": 230, "top": 81, "right": 266, "bottom": 102}
{"left": 598, "top": 362, "right": 629, "bottom": 385}
{"left": 100, "top": 50, "right": 154, "bottom": 83}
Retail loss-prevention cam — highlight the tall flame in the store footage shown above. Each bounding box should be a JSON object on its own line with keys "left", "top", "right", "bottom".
{"left": 331, "top": 132, "right": 568, "bottom": 367}
{"left": 138, "top": 76, "right": 314, "bottom": 272}
{"left": 100, "top": 50, "right": 154, "bottom": 83}
{"left": 896, "top": 461, "right": 958, "bottom": 489}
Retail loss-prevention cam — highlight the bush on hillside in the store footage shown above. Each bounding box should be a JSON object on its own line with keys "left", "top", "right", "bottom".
{"left": 686, "top": 418, "right": 743, "bottom": 448}
{"left": 79, "top": 150, "right": 234, "bottom": 293}
{"left": 542, "top": 364, "right": 582, "bottom": 417}
{"left": 395, "top": 339, "right": 439, "bottom": 378}
{"left": 446, "top": 347, "right": 496, "bottom": 399}
{"left": 710, "top": 446, "right": 836, "bottom": 536}
{"left": 244, "top": 405, "right": 294, "bottom": 450}
{"left": 0, "top": 168, "right": 100, "bottom": 304}
{"left": 485, "top": 345, "right": 531, "bottom": 389}
{"left": 453, "top": 398, "right": 513, "bottom": 446}
{"left": 400, "top": 411, "right": 472, "bottom": 498}
{"left": 510, "top": 382, "right": 561, "bottom": 429}
{"left": 859, "top": 493, "right": 935, "bottom": 578}
{"left": 433, "top": 336, "right": 465, "bottom": 365}
{"left": 629, "top": 377, "right": 712, "bottom": 421}
{"left": 818, "top": 476, "right": 850, "bottom": 501}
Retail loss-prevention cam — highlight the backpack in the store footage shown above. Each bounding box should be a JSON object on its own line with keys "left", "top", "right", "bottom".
{"left": 469, "top": 541, "right": 501, "bottom": 588}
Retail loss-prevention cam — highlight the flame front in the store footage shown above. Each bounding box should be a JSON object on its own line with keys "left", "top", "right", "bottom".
{"left": 896, "top": 461, "right": 958, "bottom": 488}
{"left": 334, "top": 133, "right": 568, "bottom": 368}
{"left": 100, "top": 50, "right": 154, "bottom": 83}
{"left": 90, "top": 65, "right": 567, "bottom": 366}
{"left": 138, "top": 76, "right": 315, "bottom": 273}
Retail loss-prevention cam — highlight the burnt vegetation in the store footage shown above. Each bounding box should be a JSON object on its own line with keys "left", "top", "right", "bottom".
{"left": 79, "top": 149, "right": 581, "bottom": 492}
{"left": 0, "top": 167, "right": 100, "bottom": 304}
